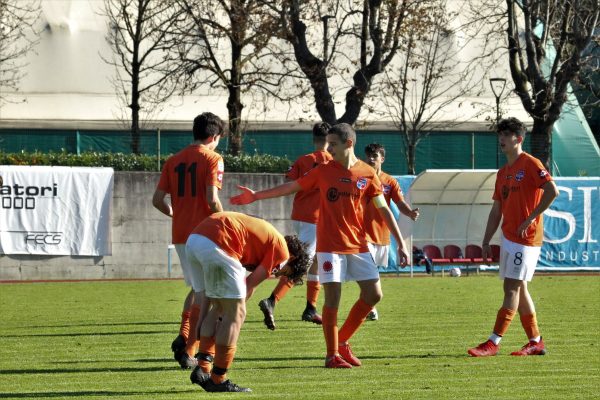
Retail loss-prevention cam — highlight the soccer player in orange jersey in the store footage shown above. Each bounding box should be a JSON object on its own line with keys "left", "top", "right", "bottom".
{"left": 231, "top": 123, "right": 409, "bottom": 368}
{"left": 468, "top": 117, "right": 558, "bottom": 357}
{"left": 152, "top": 112, "right": 225, "bottom": 367}
{"left": 362, "top": 143, "right": 419, "bottom": 321}
{"left": 258, "top": 122, "right": 333, "bottom": 330}
{"left": 186, "top": 212, "right": 310, "bottom": 392}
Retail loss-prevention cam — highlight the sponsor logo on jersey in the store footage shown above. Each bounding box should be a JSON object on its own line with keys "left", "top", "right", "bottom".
{"left": 538, "top": 169, "right": 548, "bottom": 178}
{"left": 327, "top": 187, "right": 340, "bottom": 202}
{"left": 506, "top": 175, "right": 513, "bottom": 180}
{"left": 383, "top": 184, "right": 392, "bottom": 195}
{"left": 502, "top": 185, "right": 509, "bottom": 199}
{"left": 339, "top": 178, "right": 351, "bottom": 183}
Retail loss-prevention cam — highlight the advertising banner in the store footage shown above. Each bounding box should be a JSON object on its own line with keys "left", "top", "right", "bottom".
{"left": 0, "top": 166, "right": 113, "bottom": 255}
{"left": 540, "top": 177, "right": 599, "bottom": 269}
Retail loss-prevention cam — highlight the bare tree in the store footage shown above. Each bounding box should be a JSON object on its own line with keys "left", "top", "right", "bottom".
{"left": 375, "top": 1, "right": 486, "bottom": 174}
{"left": 260, "top": 0, "right": 431, "bottom": 125}
{"left": 505, "top": 0, "right": 599, "bottom": 168}
{"left": 174, "top": 0, "right": 304, "bottom": 155}
{"left": 102, "top": 0, "right": 188, "bottom": 154}
{"left": 0, "top": 0, "right": 40, "bottom": 106}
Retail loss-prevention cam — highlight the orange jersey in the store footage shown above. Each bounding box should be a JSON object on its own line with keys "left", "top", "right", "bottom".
{"left": 493, "top": 152, "right": 553, "bottom": 246}
{"left": 363, "top": 172, "right": 404, "bottom": 245}
{"left": 286, "top": 150, "right": 332, "bottom": 223}
{"left": 157, "top": 145, "right": 224, "bottom": 244}
{"left": 297, "top": 160, "right": 382, "bottom": 254}
{"left": 192, "top": 212, "right": 289, "bottom": 275}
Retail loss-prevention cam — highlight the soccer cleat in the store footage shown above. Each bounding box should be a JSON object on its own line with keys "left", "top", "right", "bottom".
{"left": 258, "top": 298, "right": 276, "bottom": 330}
{"left": 467, "top": 340, "right": 499, "bottom": 357}
{"left": 325, "top": 354, "right": 353, "bottom": 368}
{"left": 338, "top": 343, "right": 362, "bottom": 366}
{"left": 178, "top": 353, "right": 198, "bottom": 369}
{"left": 171, "top": 334, "right": 186, "bottom": 361}
{"left": 511, "top": 338, "right": 546, "bottom": 356}
{"left": 366, "top": 308, "right": 379, "bottom": 321}
{"left": 301, "top": 307, "right": 323, "bottom": 325}
{"left": 189, "top": 367, "right": 210, "bottom": 389}
{"left": 203, "top": 379, "right": 252, "bottom": 392}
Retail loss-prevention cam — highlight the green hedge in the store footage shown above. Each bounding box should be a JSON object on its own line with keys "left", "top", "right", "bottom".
{"left": 0, "top": 151, "right": 292, "bottom": 173}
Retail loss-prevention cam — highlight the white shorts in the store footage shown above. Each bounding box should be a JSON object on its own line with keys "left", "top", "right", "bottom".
{"left": 367, "top": 242, "right": 389, "bottom": 267}
{"left": 175, "top": 244, "right": 193, "bottom": 287}
{"left": 316, "top": 252, "right": 380, "bottom": 283}
{"left": 499, "top": 236, "right": 541, "bottom": 282}
{"left": 185, "top": 234, "right": 247, "bottom": 299}
{"left": 293, "top": 220, "right": 317, "bottom": 260}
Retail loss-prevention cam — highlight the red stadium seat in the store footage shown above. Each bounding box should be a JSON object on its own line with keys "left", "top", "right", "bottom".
{"left": 465, "top": 244, "right": 485, "bottom": 263}
{"left": 444, "top": 244, "right": 470, "bottom": 263}
{"left": 422, "top": 244, "right": 450, "bottom": 275}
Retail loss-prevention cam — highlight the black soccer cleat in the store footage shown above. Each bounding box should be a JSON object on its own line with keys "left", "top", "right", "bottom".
{"left": 301, "top": 306, "right": 323, "bottom": 325}
{"left": 178, "top": 352, "right": 198, "bottom": 369}
{"left": 171, "top": 334, "right": 186, "bottom": 361}
{"left": 258, "top": 298, "right": 276, "bottom": 330}
{"left": 203, "top": 379, "right": 252, "bottom": 393}
{"left": 190, "top": 367, "right": 210, "bottom": 389}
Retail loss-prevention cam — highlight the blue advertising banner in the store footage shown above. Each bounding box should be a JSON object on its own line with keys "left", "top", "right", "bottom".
{"left": 540, "top": 177, "right": 600, "bottom": 270}
{"left": 386, "top": 175, "right": 599, "bottom": 271}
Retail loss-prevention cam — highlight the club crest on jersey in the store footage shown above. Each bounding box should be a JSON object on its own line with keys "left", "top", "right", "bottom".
{"left": 538, "top": 169, "right": 548, "bottom": 178}
{"left": 356, "top": 177, "right": 368, "bottom": 190}
{"left": 515, "top": 169, "right": 525, "bottom": 182}
{"left": 383, "top": 184, "right": 392, "bottom": 195}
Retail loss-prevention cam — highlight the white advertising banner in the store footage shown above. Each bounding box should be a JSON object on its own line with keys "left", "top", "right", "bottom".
{"left": 0, "top": 166, "right": 113, "bottom": 255}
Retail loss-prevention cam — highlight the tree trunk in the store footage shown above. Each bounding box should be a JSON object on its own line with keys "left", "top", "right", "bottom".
{"left": 130, "top": 75, "right": 141, "bottom": 155}
{"left": 529, "top": 119, "right": 553, "bottom": 171}
{"left": 226, "top": 80, "right": 243, "bottom": 155}
{"left": 406, "top": 142, "right": 416, "bottom": 175}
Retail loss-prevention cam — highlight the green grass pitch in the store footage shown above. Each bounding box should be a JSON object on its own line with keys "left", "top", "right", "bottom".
{"left": 0, "top": 275, "right": 598, "bottom": 399}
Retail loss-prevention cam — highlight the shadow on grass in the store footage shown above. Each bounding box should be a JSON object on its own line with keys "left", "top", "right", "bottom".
{"left": 0, "top": 366, "right": 177, "bottom": 375}
{"left": 0, "top": 330, "right": 169, "bottom": 338}
{"left": 24, "top": 321, "right": 176, "bottom": 329}
{"left": 0, "top": 389, "right": 197, "bottom": 398}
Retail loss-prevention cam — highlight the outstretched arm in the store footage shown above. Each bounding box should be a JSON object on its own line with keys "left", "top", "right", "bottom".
{"left": 230, "top": 181, "right": 302, "bottom": 205}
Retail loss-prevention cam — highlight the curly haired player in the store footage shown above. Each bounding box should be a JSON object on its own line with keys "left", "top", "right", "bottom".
{"left": 185, "top": 211, "right": 310, "bottom": 392}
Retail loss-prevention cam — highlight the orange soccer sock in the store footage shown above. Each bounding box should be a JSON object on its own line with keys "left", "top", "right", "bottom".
{"left": 211, "top": 344, "right": 237, "bottom": 384}
{"left": 338, "top": 298, "right": 373, "bottom": 344}
{"left": 519, "top": 312, "right": 540, "bottom": 341}
{"left": 179, "top": 310, "right": 192, "bottom": 340}
{"left": 322, "top": 305, "right": 338, "bottom": 357}
{"left": 197, "top": 335, "right": 216, "bottom": 373}
{"left": 492, "top": 307, "right": 517, "bottom": 337}
{"left": 306, "top": 280, "right": 321, "bottom": 307}
{"left": 273, "top": 276, "right": 295, "bottom": 303}
{"left": 184, "top": 304, "right": 202, "bottom": 357}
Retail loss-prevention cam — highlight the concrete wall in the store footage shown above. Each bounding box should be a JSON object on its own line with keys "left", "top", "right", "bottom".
{"left": 0, "top": 172, "right": 294, "bottom": 281}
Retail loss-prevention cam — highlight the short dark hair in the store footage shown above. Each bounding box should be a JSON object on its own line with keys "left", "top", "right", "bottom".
{"left": 365, "top": 143, "right": 385, "bottom": 158}
{"left": 328, "top": 123, "right": 356, "bottom": 144}
{"left": 193, "top": 112, "right": 225, "bottom": 141}
{"left": 497, "top": 117, "right": 526, "bottom": 137}
{"left": 284, "top": 235, "right": 311, "bottom": 285}
{"left": 312, "top": 122, "right": 331, "bottom": 141}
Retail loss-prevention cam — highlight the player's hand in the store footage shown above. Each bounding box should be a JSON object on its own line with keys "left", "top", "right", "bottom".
{"left": 410, "top": 207, "right": 420, "bottom": 221}
{"left": 481, "top": 244, "right": 492, "bottom": 263}
{"left": 230, "top": 185, "right": 256, "bottom": 205}
{"left": 396, "top": 246, "right": 409, "bottom": 268}
{"left": 517, "top": 218, "right": 534, "bottom": 238}
{"left": 274, "top": 264, "right": 292, "bottom": 278}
